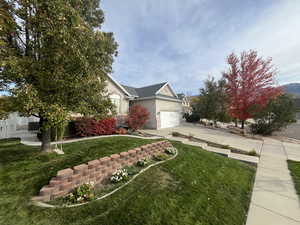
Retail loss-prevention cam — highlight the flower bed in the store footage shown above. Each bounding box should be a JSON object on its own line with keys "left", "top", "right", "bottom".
{"left": 32, "top": 140, "right": 173, "bottom": 202}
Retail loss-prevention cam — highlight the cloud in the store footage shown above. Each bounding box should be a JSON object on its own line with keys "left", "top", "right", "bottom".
{"left": 102, "top": 0, "right": 300, "bottom": 95}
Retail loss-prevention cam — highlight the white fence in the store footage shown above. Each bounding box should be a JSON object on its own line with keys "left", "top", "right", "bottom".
{"left": 0, "top": 112, "right": 39, "bottom": 139}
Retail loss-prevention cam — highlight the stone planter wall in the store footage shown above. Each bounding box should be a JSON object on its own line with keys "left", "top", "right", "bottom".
{"left": 32, "top": 140, "right": 172, "bottom": 202}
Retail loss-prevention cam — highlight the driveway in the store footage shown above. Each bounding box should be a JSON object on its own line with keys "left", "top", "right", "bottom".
{"left": 142, "top": 122, "right": 263, "bottom": 153}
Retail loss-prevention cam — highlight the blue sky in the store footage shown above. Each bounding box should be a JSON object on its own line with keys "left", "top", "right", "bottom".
{"left": 101, "top": 0, "right": 300, "bottom": 95}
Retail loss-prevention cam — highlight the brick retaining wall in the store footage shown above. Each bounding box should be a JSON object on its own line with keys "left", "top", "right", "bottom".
{"left": 32, "top": 140, "right": 172, "bottom": 202}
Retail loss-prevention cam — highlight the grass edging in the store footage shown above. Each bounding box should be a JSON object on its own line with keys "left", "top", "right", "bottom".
{"left": 33, "top": 149, "right": 178, "bottom": 209}
{"left": 287, "top": 160, "right": 300, "bottom": 197}
{"left": 172, "top": 131, "right": 259, "bottom": 156}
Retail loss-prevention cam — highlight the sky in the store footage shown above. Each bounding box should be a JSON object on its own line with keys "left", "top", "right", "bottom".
{"left": 101, "top": 0, "right": 300, "bottom": 95}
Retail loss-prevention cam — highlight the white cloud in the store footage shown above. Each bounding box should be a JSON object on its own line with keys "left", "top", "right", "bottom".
{"left": 102, "top": 0, "right": 300, "bottom": 94}
{"left": 225, "top": 0, "right": 300, "bottom": 84}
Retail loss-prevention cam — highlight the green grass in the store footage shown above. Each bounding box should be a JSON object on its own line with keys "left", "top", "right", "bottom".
{"left": 288, "top": 160, "right": 300, "bottom": 197}
{"left": 0, "top": 137, "right": 256, "bottom": 225}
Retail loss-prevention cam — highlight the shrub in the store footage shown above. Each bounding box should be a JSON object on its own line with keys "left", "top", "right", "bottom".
{"left": 48, "top": 121, "right": 77, "bottom": 141}
{"left": 251, "top": 94, "right": 296, "bottom": 135}
{"left": 137, "top": 158, "right": 150, "bottom": 167}
{"left": 124, "top": 166, "right": 140, "bottom": 176}
{"left": 110, "top": 168, "right": 128, "bottom": 183}
{"left": 65, "top": 182, "right": 95, "bottom": 203}
{"left": 250, "top": 122, "right": 273, "bottom": 136}
{"left": 185, "top": 113, "right": 200, "bottom": 123}
{"left": 126, "top": 104, "right": 150, "bottom": 131}
{"left": 74, "top": 117, "right": 95, "bottom": 137}
{"left": 94, "top": 118, "right": 116, "bottom": 135}
{"left": 165, "top": 147, "right": 177, "bottom": 155}
{"left": 248, "top": 149, "right": 258, "bottom": 156}
{"left": 154, "top": 154, "right": 170, "bottom": 161}
{"left": 74, "top": 117, "right": 116, "bottom": 137}
{"left": 115, "top": 127, "right": 127, "bottom": 135}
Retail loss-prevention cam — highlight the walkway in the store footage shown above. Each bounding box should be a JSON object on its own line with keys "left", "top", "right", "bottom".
{"left": 142, "top": 125, "right": 300, "bottom": 224}
{"left": 20, "top": 134, "right": 162, "bottom": 146}
{"left": 246, "top": 138, "right": 300, "bottom": 225}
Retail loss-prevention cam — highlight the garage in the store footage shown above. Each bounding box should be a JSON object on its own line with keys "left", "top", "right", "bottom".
{"left": 160, "top": 111, "right": 181, "bottom": 129}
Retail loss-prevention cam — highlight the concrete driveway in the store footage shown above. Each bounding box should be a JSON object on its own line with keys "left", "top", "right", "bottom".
{"left": 142, "top": 122, "right": 263, "bottom": 153}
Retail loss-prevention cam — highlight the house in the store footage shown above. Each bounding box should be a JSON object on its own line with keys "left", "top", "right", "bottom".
{"left": 177, "top": 93, "right": 192, "bottom": 114}
{"left": 106, "top": 75, "right": 183, "bottom": 129}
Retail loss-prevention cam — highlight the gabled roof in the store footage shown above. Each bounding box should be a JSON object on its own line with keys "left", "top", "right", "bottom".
{"left": 108, "top": 74, "right": 179, "bottom": 100}
{"left": 177, "top": 93, "right": 185, "bottom": 100}
{"left": 136, "top": 82, "right": 167, "bottom": 98}
{"left": 122, "top": 85, "right": 139, "bottom": 97}
{"left": 121, "top": 82, "right": 180, "bottom": 100}
{"left": 106, "top": 74, "right": 132, "bottom": 97}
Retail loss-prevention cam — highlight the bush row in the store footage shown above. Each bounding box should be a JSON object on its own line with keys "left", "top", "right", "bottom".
{"left": 37, "top": 104, "right": 150, "bottom": 140}
{"left": 75, "top": 117, "right": 117, "bottom": 137}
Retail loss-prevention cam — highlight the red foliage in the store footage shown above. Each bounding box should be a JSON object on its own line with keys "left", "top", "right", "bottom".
{"left": 115, "top": 127, "right": 127, "bottom": 135}
{"left": 223, "top": 50, "right": 282, "bottom": 124}
{"left": 126, "top": 104, "right": 150, "bottom": 131}
{"left": 75, "top": 117, "right": 116, "bottom": 137}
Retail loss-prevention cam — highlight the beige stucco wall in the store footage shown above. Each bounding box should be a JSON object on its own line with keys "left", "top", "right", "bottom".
{"left": 131, "top": 98, "right": 182, "bottom": 129}
{"left": 106, "top": 79, "right": 129, "bottom": 115}
{"left": 158, "top": 85, "right": 174, "bottom": 97}
{"left": 132, "top": 99, "right": 157, "bottom": 129}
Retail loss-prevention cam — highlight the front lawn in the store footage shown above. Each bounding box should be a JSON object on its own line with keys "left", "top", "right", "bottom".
{"left": 288, "top": 160, "right": 300, "bottom": 197}
{"left": 0, "top": 137, "right": 255, "bottom": 225}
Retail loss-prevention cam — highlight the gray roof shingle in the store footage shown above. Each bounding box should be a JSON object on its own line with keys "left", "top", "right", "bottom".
{"left": 135, "top": 82, "right": 167, "bottom": 98}
{"left": 122, "top": 85, "right": 139, "bottom": 96}
{"left": 121, "top": 82, "right": 170, "bottom": 98}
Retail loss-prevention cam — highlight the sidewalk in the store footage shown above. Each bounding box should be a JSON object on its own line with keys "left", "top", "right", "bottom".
{"left": 20, "top": 134, "right": 162, "bottom": 146}
{"left": 246, "top": 138, "right": 300, "bottom": 225}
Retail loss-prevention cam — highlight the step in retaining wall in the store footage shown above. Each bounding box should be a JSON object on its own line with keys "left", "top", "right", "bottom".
{"left": 32, "top": 140, "right": 172, "bottom": 202}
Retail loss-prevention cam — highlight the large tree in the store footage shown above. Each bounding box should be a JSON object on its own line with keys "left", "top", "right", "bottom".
{"left": 0, "top": 0, "right": 118, "bottom": 151}
{"left": 222, "top": 50, "right": 282, "bottom": 129}
{"left": 195, "top": 77, "right": 230, "bottom": 124}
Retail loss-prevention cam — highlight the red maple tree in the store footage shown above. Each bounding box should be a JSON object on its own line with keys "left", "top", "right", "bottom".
{"left": 222, "top": 50, "right": 282, "bottom": 129}
{"left": 126, "top": 104, "right": 150, "bottom": 131}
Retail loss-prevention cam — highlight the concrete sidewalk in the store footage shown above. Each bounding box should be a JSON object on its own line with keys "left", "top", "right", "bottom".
{"left": 142, "top": 126, "right": 300, "bottom": 224}
{"left": 246, "top": 138, "right": 300, "bottom": 225}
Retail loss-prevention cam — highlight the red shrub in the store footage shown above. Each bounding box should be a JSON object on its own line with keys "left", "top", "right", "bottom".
{"left": 126, "top": 104, "right": 150, "bottom": 131}
{"left": 75, "top": 117, "right": 116, "bottom": 137}
{"left": 115, "top": 127, "right": 127, "bottom": 135}
{"left": 74, "top": 118, "right": 96, "bottom": 137}
{"left": 95, "top": 118, "right": 116, "bottom": 135}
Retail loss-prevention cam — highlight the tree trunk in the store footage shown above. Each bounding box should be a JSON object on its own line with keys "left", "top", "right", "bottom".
{"left": 41, "top": 128, "right": 51, "bottom": 152}
{"left": 40, "top": 117, "right": 52, "bottom": 152}
{"left": 235, "top": 119, "right": 238, "bottom": 127}
{"left": 241, "top": 120, "right": 245, "bottom": 129}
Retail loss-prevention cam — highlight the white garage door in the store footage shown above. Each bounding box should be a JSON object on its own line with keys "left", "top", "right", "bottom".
{"left": 160, "top": 111, "right": 181, "bottom": 129}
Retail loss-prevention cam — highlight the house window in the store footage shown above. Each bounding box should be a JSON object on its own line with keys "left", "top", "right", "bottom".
{"left": 110, "top": 94, "right": 121, "bottom": 114}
